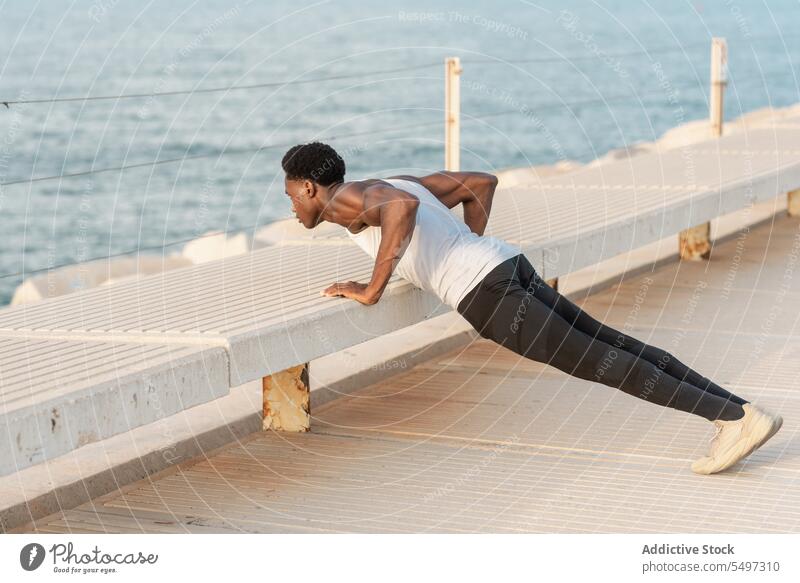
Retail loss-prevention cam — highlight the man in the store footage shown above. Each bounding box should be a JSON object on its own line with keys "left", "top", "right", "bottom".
{"left": 282, "top": 141, "right": 783, "bottom": 475}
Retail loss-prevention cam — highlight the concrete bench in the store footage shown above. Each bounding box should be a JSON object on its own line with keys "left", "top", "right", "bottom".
{"left": 1, "top": 125, "right": 800, "bottom": 475}
{"left": 491, "top": 126, "right": 800, "bottom": 277}
{"left": 0, "top": 336, "right": 228, "bottom": 475}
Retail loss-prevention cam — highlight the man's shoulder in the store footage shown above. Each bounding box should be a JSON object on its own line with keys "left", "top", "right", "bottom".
{"left": 344, "top": 177, "right": 417, "bottom": 191}
{"left": 383, "top": 175, "right": 422, "bottom": 184}
{"left": 360, "top": 177, "right": 428, "bottom": 200}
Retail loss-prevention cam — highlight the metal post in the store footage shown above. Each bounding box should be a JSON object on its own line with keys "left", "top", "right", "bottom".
{"left": 679, "top": 38, "right": 726, "bottom": 261}
{"left": 445, "top": 57, "right": 462, "bottom": 171}
{"left": 709, "top": 37, "right": 727, "bottom": 138}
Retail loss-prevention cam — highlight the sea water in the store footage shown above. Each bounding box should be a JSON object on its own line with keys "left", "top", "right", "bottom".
{"left": 0, "top": 0, "right": 798, "bottom": 304}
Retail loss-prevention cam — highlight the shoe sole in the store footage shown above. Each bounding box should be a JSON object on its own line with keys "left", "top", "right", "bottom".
{"left": 753, "top": 414, "right": 783, "bottom": 451}
{"left": 692, "top": 411, "right": 783, "bottom": 475}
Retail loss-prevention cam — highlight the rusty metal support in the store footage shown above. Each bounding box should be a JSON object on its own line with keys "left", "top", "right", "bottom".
{"left": 679, "top": 222, "right": 712, "bottom": 261}
{"left": 788, "top": 189, "right": 800, "bottom": 217}
{"left": 262, "top": 363, "right": 310, "bottom": 431}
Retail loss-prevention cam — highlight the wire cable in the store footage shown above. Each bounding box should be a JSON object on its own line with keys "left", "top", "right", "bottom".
{"left": 0, "top": 115, "right": 452, "bottom": 187}
{"left": 3, "top": 32, "right": 799, "bottom": 107}
{"left": 0, "top": 82, "right": 707, "bottom": 188}
{"left": 0, "top": 38, "right": 736, "bottom": 108}
{"left": 465, "top": 41, "right": 711, "bottom": 65}
{"left": 0, "top": 61, "right": 443, "bottom": 107}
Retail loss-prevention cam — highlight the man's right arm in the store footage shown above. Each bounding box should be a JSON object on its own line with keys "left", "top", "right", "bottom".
{"left": 322, "top": 184, "right": 418, "bottom": 305}
{"left": 386, "top": 171, "right": 498, "bottom": 236}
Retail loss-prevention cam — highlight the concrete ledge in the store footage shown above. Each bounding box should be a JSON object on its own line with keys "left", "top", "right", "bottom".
{"left": 0, "top": 340, "right": 230, "bottom": 477}
{"left": 0, "top": 380, "right": 262, "bottom": 532}
{"left": 1, "top": 194, "right": 788, "bottom": 533}
{"left": 557, "top": 194, "right": 787, "bottom": 302}
{"left": 0, "top": 310, "right": 476, "bottom": 532}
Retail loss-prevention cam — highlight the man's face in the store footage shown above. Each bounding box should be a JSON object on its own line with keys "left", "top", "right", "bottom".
{"left": 284, "top": 177, "right": 317, "bottom": 229}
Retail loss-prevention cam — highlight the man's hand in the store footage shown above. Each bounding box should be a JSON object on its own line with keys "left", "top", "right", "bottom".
{"left": 321, "top": 281, "right": 379, "bottom": 305}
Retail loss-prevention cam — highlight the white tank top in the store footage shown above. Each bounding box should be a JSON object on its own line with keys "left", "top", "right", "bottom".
{"left": 345, "top": 178, "right": 521, "bottom": 310}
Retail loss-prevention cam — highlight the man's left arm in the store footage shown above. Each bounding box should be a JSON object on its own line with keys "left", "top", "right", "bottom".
{"left": 387, "top": 171, "right": 498, "bottom": 236}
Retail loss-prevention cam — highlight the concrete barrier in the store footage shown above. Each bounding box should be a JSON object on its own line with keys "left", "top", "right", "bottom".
{"left": 1, "top": 124, "right": 800, "bottom": 477}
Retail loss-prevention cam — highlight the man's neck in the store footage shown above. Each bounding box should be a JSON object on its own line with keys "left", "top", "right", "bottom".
{"left": 317, "top": 181, "right": 345, "bottom": 225}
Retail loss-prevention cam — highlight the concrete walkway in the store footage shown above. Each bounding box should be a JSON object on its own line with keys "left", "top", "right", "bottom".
{"left": 13, "top": 213, "right": 800, "bottom": 533}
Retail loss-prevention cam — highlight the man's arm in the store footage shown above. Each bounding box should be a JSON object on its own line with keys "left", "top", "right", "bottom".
{"left": 322, "top": 185, "right": 419, "bottom": 305}
{"left": 386, "top": 171, "right": 498, "bottom": 236}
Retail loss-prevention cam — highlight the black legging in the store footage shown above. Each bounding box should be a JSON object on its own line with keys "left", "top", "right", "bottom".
{"left": 456, "top": 254, "right": 747, "bottom": 422}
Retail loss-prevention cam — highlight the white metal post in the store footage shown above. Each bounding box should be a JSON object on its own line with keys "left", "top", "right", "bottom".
{"left": 445, "top": 57, "right": 462, "bottom": 171}
{"left": 710, "top": 37, "right": 727, "bottom": 138}
{"left": 679, "top": 38, "right": 727, "bottom": 260}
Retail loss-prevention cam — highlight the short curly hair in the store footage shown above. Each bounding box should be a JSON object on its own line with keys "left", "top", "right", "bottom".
{"left": 281, "top": 141, "right": 345, "bottom": 186}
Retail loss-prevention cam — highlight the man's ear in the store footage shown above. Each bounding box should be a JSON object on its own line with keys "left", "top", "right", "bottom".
{"left": 304, "top": 179, "right": 317, "bottom": 198}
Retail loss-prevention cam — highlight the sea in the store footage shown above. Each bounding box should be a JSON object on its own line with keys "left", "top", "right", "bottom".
{"left": 1, "top": 0, "right": 799, "bottom": 304}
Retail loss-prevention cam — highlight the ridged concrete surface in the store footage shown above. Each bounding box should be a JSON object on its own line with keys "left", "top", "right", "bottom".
{"left": 2, "top": 126, "right": 800, "bottom": 473}
{"left": 14, "top": 213, "right": 800, "bottom": 533}
{"left": 0, "top": 338, "right": 229, "bottom": 476}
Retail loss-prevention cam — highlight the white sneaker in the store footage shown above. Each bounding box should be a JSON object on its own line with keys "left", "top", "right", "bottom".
{"left": 691, "top": 403, "right": 783, "bottom": 475}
